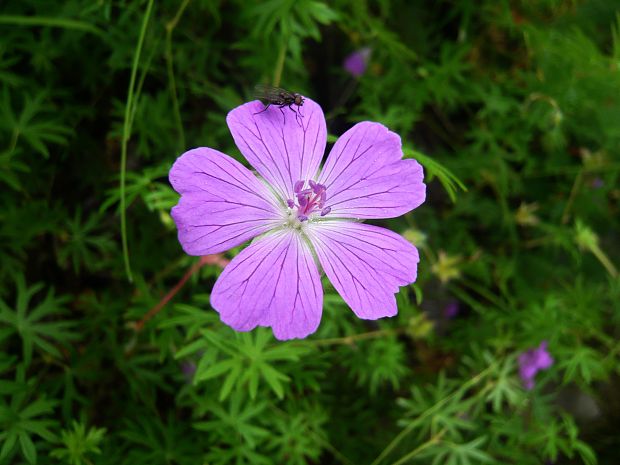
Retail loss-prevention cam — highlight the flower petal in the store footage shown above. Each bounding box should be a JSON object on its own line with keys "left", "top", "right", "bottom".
{"left": 211, "top": 230, "right": 323, "bottom": 340}
{"left": 305, "top": 222, "right": 419, "bottom": 319}
{"left": 226, "top": 97, "right": 327, "bottom": 201}
{"left": 318, "top": 122, "right": 425, "bottom": 219}
{"left": 170, "top": 147, "right": 282, "bottom": 255}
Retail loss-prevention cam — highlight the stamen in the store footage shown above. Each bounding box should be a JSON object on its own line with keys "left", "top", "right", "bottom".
{"left": 312, "top": 183, "right": 325, "bottom": 194}
{"left": 287, "top": 179, "right": 331, "bottom": 223}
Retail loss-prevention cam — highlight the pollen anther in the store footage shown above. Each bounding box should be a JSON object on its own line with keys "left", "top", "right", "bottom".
{"left": 287, "top": 179, "right": 330, "bottom": 221}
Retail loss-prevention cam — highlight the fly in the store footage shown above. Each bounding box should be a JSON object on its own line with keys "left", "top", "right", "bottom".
{"left": 253, "top": 84, "right": 305, "bottom": 125}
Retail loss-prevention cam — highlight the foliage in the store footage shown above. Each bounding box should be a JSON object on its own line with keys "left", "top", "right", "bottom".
{"left": 0, "top": 0, "right": 619, "bottom": 464}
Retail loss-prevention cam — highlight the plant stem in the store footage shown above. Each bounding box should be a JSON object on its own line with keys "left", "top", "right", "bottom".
{"left": 590, "top": 244, "right": 619, "bottom": 278}
{"left": 134, "top": 256, "right": 209, "bottom": 331}
{"left": 120, "top": 0, "right": 154, "bottom": 282}
{"left": 389, "top": 429, "right": 446, "bottom": 465}
{"left": 134, "top": 254, "right": 229, "bottom": 331}
{"left": 273, "top": 40, "right": 287, "bottom": 87}
{"left": 0, "top": 15, "right": 104, "bottom": 36}
{"left": 309, "top": 328, "right": 404, "bottom": 346}
{"left": 369, "top": 364, "right": 494, "bottom": 465}
{"left": 165, "top": 0, "right": 192, "bottom": 152}
{"left": 562, "top": 169, "right": 583, "bottom": 224}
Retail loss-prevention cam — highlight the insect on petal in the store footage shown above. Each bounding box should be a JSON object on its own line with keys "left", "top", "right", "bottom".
{"left": 211, "top": 230, "right": 323, "bottom": 340}
{"left": 318, "top": 122, "right": 425, "bottom": 219}
{"left": 306, "top": 222, "right": 419, "bottom": 319}
{"left": 226, "top": 97, "right": 327, "bottom": 201}
{"left": 169, "top": 148, "right": 282, "bottom": 255}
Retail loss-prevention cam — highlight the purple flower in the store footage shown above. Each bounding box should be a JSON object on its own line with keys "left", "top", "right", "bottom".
{"left": 181, "top": 361, "right": 196, "bottom": 382}
{"left": 169, "top": 98, "right": 426, "bottom": 340}
{"left": 443, "top": 301, "right": 459, "bottom": 319}
{"left": 518, "top": 341, "right": 554, "bottom": 390}
{"left": 343, "top": 47, "right": 372, "bottom": 77}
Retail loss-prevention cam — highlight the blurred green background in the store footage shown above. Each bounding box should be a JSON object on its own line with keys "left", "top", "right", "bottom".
{"left": 1, "top": 0, "right": 620, "bottom": 464}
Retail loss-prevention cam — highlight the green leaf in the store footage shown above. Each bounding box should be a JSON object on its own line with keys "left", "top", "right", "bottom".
{"left": 18, "top": 432, "right": 36, "bottom": 464}
{"left": 0, "top": 275, "right": 76, "bottom": 368}
{"left": 219, "top": 364, "right": 242, "bottom": 401}
{"left": 0, "top": 431, "right": 17, "bottom": 461}
{"left": 404, "top": 147, "right": 467, "bottom": 202}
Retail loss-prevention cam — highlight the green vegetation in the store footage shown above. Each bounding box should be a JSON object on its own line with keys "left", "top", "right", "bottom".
{"left": 1, "top": 1, "right": 619, "bottom": 464}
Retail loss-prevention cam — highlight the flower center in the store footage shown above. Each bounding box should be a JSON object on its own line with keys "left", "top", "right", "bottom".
{"left": 286, "top": 179, "right": 331, "bottom": 222}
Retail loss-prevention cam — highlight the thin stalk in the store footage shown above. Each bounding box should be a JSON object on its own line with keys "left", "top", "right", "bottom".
{"left": 120, "top": 0, "right": 154, "bottom": 282}
{"left": 309, "top": 328, "right": 404, "bottom": 347}
{"left": 130, "top": 36, "right": 160, "bottom": 130}
{"left": 369, "top": 364, "right": 494, "bottom": 465}
{"left": 8, "top": 129, "right": 19, "bottom": 154}
{"left": 314, "top": 433, "right": 355, "bottom": 465}
{"left": 561, "top": 169, "right": 583, "bottom": 224}
{"left": 590, "top": 244, "right": 618, "bottom": 278}
{"left": 165, "top": 0, "right": 192, "bottom": 151}
{"left": 459, "top": 276, "right": 507, "bottom": 310}
{"left": 0, "top": 15, "right": 104, "bottom": 36}
{"left": 389, "top": 429, "right": 446, "bottom": 465}
{"left": 134, "top": 256, "right": 210, "bottom": 331}
{"left": 273, "top": 40, "right": 287, "bottom": 87}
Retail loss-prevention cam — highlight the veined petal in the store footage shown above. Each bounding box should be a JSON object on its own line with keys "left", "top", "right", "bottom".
{"left": 226, "top": 98, "right": 327, "bottom": 201}
{"left": 211, "top": 230, "right": 323, "bottom": 340}
{"left": 169, "top": 147, "right": 282, "bottom": 255}
{"left": 305, "top": 222, "right": 419, "bottom": 319}
{"left": 317, "top": 122, "right": 425, "bottom": 219}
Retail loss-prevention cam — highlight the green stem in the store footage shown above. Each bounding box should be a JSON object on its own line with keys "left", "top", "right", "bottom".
{"left": 561, "top": 169, "right": 583, "bottom": 224}
{"left": 459, "top": 277, "right": 508, "bottom": 310}
{"left": 165, "top": 0, "right": 192, "bottom": 151}
{"left": 0, "top": 15, "right": 104, "bottom": 36}
{"left": 120, "top": 0, "right": 155, "bottom": 282}
{"left": 389, "top": 429, "right": 446, "bottom": 465}
{"left": 8, "top": 129, "right": 19, "bottom": 154}
{"left": 130, "top": 36, "right": 160, "bottom": 130}
{"left": 273, "top": 39, "right": 287, "bottom": 87}
{"left": 590, "top": 244, "right": 619, "bottom": 278}
{"left": 369, "top": 364, "right": 494, "bottom": 465}
{"left": 309, "top": 328, "right": 403, "bottom": 347}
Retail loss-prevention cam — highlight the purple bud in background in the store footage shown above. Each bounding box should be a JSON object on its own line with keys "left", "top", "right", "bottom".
{"left": 443, "top": 301, "right": 459, "bottom": 319}
{"left": 343, "top": 47, "right": 372, "bottom": 78}
{"left": 518, "top": 341, "right": 554, "bottom": 390}
{"left": 591, "top": 178, "right": 604, "bottom": 189}
{"left": 181, "top": 361, "right": 196, "bottom": 382}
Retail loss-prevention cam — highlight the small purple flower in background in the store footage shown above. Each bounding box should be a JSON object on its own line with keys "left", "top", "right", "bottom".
{"left": 443, "top": 301, "right": 459, "bottom": 319}
{"left": 518, "top": 341, "right": 554, "bottom": 390}
{"left": 181, "top": 361, "right": 196, "bottom": 382}
{"left": 343, "top": 47, "right": 372, "bottom": 78}
{"left": 591, "top": 177, "right": 604, "bottom": 189}
{"left": 169, "top": 97, "right": 425, "bottom": 340}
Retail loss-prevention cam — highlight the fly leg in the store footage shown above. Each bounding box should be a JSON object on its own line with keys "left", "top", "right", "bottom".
{"left": 278, "top": 105, "right": 287, "bottom": 125}
{"left": 253, "top": 103, "right": 271, "bottom": 115}
{"left": 289, "top": 104, "right": 302, "bottom": 127}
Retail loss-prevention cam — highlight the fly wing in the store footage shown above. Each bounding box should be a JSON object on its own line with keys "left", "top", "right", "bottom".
{"left": 254, "top": 84, "right": 290, "bottom": 105}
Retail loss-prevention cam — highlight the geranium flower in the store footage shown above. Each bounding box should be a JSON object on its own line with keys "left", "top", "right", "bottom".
{"left": 518, "top": 341, "right": 554, "bottom": 390}
{"left": 343, "top": 47, "right": 372, "bottom": 77}
{"left": 169, "top": 98, "right": 425, "bottom": 340}
{"left": 443, "top": 301, "right": 459, "bottom": 319}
